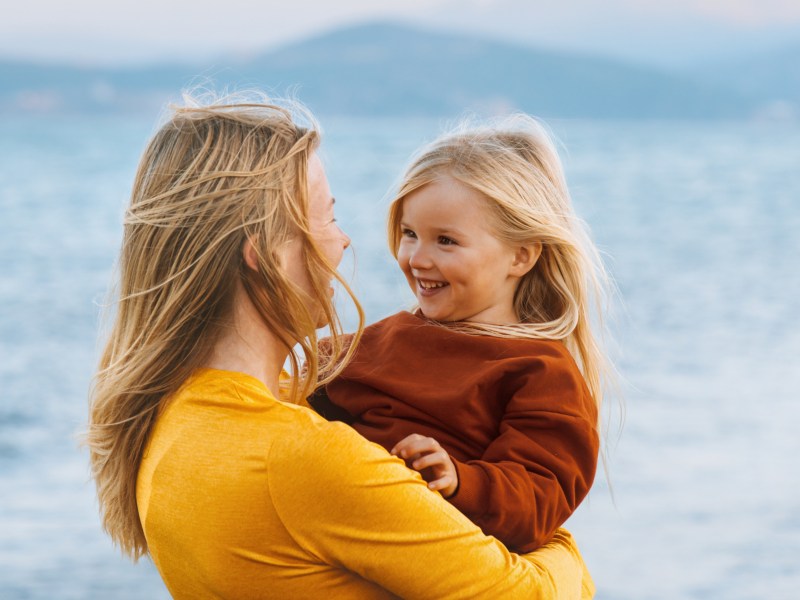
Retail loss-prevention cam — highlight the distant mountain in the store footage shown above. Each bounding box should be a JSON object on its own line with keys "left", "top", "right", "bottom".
{"left": 235, "top": 22, "right": 757, "bottom": 119}
{"left": 0, "top": 59, "right": 196, "bottom": 113}
{"left": 0, "top": 21, "right": 776, "bottom": 118}
{"left": 692, "top": 43, "right": 800, "bottom": 118}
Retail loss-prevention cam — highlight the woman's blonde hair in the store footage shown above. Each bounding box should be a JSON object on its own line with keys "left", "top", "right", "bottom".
{"left": 86, "top": 94, "right": 363, "bottom": 559}
{"left": 387, "top": 114, "right": 613, "bottom": 410}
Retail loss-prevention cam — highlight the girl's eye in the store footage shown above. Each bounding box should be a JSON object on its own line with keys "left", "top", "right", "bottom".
{"left": 401, "top": 228, "right": 417, "bottom": 238}
{"left": 438, "top": 236, "right": 456, "bottom": 245}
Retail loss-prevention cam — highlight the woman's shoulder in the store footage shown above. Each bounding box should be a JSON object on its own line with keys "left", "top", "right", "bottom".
{"left": 265, "top": 407, "right": 417, "bottom": 509}
{"left": 160, "top": 368, "right": 347, "bottom": 441}
{"left": 173, "top": 369, "right": 393, "bottom": 481}
{"left": 271, "top": 407, "right": 388, "bottom": 466}
{"left": 169, "top": 368, "right": 276, "bottom": 401}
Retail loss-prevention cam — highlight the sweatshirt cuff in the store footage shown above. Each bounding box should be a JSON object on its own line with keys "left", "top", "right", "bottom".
{"left": 448, "top": 459, "right": 489, "bottom": 518}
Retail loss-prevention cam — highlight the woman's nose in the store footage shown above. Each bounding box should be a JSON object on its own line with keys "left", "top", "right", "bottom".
{"left": 340, "top": 227, "right": 351, "bottom": 250}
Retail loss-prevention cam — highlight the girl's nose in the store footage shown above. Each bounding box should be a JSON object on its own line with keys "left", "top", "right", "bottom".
{"left": 408, "top": 245, "right": 432, "bottom": 269}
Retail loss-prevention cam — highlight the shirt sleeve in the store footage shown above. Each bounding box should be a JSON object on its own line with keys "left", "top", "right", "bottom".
{"left": 448, "top": 352, "right": 600, "bottom": 552}
{"left": 267, "top": 419, "right": 592, "bottom": 600}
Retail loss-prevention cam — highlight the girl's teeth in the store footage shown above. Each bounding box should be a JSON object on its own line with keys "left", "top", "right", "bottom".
{"left": 419, "top": 280, "right": 447, "bottom": 289}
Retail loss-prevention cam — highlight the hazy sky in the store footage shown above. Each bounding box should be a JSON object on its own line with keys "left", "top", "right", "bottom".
{"left": 3, "top": 0, "right": 799, "bottom": 67}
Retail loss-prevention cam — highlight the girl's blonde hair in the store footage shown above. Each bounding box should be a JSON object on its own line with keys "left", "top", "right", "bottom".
{"left": 387, "top": 114, "right": 612, "bottom": 410}
{"left": 86, "top": 94, "right": 363, "bottom": 560}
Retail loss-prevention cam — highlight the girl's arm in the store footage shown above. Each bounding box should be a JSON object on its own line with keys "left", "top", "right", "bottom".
{"left": 447, "top": 352, "right": 600, "bottom": 553}
{"left": 268, "top": 419, "right": 593, "bottom": 600}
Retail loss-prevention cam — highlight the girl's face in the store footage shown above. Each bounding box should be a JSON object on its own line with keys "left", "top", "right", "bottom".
{"left": 396, "top": 175, "right": 523, "bottom": 325}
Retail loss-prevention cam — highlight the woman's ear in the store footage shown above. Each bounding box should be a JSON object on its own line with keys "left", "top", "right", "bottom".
{"left": 243, "top": 239, "right": 260, "bottom": 271}
{"left": 509, "top": 242, "right": 542, "bottom": 277}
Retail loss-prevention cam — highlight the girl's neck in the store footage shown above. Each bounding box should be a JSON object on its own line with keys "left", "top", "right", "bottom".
{"left": 206, "top": 282, "right": 287, "bottom": 397}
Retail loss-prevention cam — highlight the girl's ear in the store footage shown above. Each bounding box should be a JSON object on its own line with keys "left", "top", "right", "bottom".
{"left": 243, "top": 239, "right": 260, "bottom": 271}
{"left": 509, "top": 242, "right": 542, "bottom": 277}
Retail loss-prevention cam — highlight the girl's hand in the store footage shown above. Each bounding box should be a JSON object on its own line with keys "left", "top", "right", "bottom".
{"left": 391, "top": 434, "right": 459, "bottom": 498}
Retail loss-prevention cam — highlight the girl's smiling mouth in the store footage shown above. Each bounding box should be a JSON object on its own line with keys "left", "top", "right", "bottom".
{"left": 417, "top": 278, "right": 449, "bottom": 294}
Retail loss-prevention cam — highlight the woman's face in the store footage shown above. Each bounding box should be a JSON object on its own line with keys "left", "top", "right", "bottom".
{"left": 282, "top": 152, "right": 350, "bottom": 325}
{"left": 307, "top": 152, "right": 350, "bottom": 274}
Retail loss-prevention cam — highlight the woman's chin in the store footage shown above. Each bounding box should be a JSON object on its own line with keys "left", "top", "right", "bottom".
{"left": 314, "top": 313, "right": 330, "bottom": 329}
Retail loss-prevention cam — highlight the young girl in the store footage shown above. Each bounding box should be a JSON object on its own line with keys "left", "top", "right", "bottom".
{"left": 313, "top": 115, "right": 611, "bottom": 554}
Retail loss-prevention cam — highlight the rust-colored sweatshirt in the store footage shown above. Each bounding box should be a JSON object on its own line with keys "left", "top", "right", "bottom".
{"left": 321, "top": 311, "right": 599, "bottom": 553}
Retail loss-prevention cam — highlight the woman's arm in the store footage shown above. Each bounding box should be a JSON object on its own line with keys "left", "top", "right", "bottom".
{"left": 267, "top": 419, "right": 593, "bottom": 599}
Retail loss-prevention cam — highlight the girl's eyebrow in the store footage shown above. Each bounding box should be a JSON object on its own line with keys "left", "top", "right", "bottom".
{"left": 401, "top": 222, "right": 466, "bottom": 237}
{"left": 433, "top": 226, "right": 466, "bottom": 237}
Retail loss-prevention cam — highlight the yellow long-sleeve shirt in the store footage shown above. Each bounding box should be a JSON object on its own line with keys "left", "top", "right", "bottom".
{"left": 137, "top": 368, "right": 594, "bottom": 599}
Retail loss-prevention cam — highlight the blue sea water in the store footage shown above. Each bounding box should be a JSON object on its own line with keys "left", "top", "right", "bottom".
{"left": 0, "top": 113, "right": 798, "bottom": 599}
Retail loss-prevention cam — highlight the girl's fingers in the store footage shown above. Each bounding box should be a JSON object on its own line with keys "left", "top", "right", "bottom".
{"left": 391, "top": 435, "right": 440, "bottom": 459}
{"left": 390, "top": 433, "right": 425, "bottom": 455}
{"left": 428, "top": 477, "right": 450, "bottom": 491}
{"left": 427, "top": 475, "right": 457, "bottom": 498}
{"left": 389, "top": 435, "right": 458, "bottom": 498}
{"left": 412, "top": 451, "right": 450, "bottom": 472}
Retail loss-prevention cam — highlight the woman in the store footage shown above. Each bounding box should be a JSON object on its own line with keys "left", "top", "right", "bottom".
{"left": 87, "top": 96, "right": 594, "bottom": 599}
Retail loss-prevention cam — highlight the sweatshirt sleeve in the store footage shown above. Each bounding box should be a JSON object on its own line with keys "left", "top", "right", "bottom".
{"left": 448, "top": 352, "right": 600, "bottom": 553}
{"left": 267, "top": 419, "right": 592, "bottom": 600}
